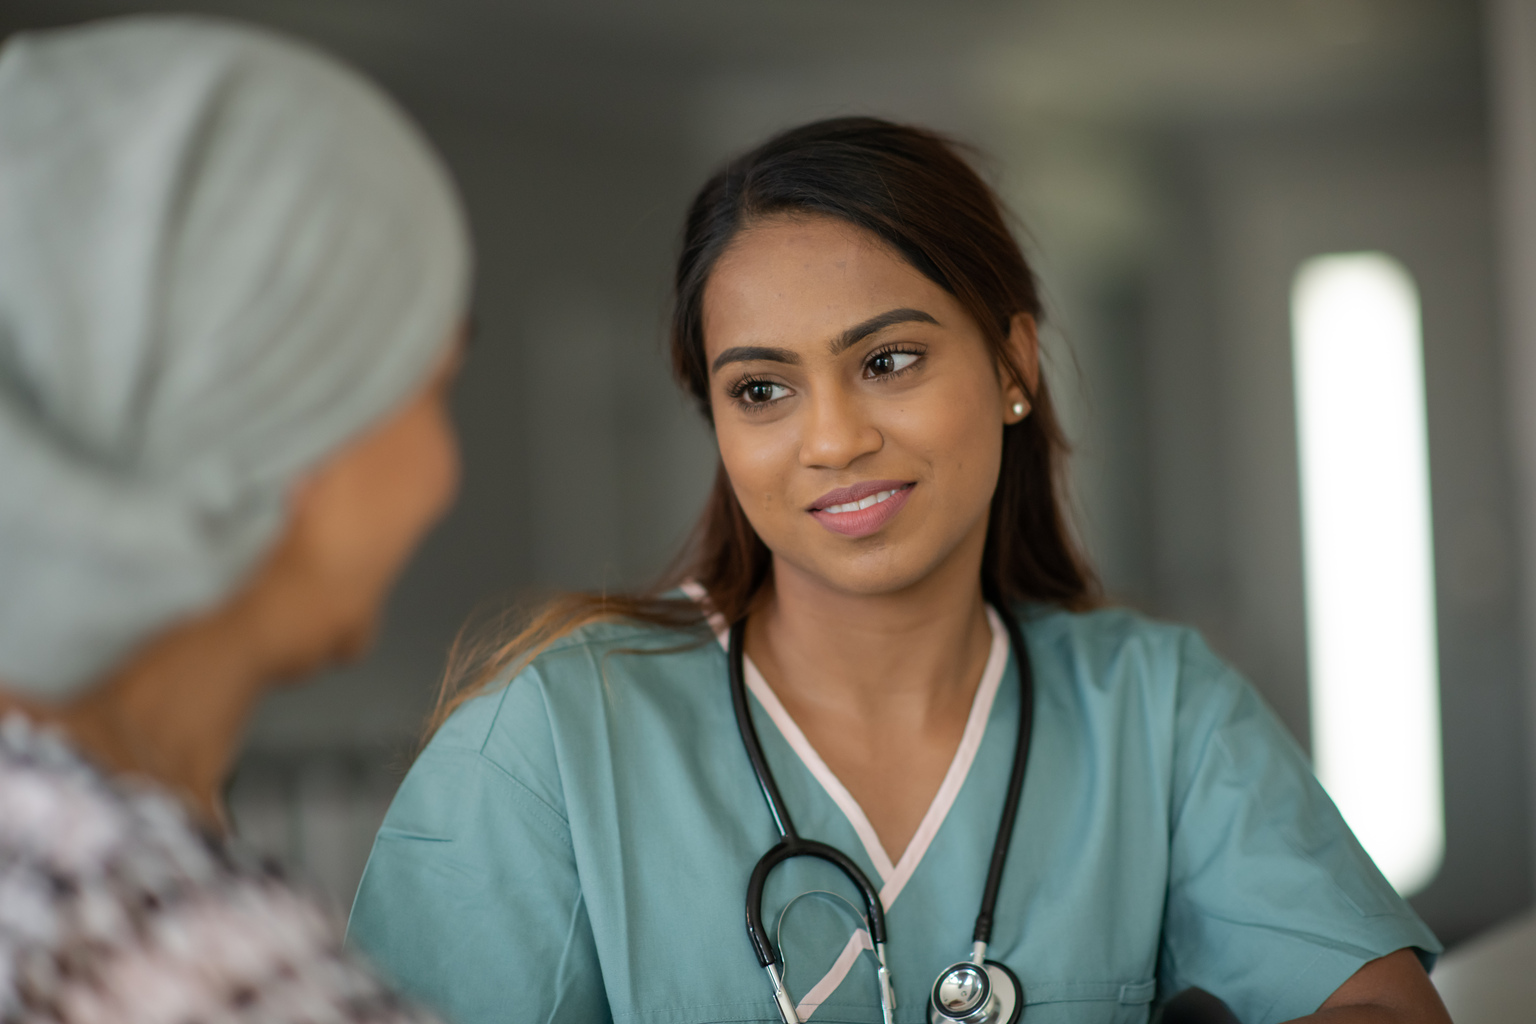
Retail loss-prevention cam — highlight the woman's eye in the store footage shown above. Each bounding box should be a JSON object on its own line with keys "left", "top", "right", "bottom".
{"left": 867, "top": 351, "right": 919, "bottom": 377}
{"left": 740, "top": 381, "right": 790, "bottom": 405}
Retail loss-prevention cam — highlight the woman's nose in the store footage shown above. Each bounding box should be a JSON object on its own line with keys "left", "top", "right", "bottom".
{"left": 798, "top": 388, "right": 882, "bottom": 469}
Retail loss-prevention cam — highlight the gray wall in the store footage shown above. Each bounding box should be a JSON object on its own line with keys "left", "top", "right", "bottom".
{"left": 2, "top": 0, "right": 1526, "bottom": 946}
{"left": 1489, "top": 0, "right": 1536, "bottom": 913}
{"left": 1143, "top": 108, "right": 1529, "bottom": 943}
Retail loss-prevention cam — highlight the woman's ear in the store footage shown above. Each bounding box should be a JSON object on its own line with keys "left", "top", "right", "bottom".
{"left": 1002, "top": 313, "right": 1040, "bottom": 423}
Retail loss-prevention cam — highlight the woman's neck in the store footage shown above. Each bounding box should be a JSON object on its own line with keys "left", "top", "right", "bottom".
{"left": 749, "top": 548, "right": 994, "bottom": 729}
{"left": 0, "top": 606, "right": 273, "bottom": 828}
{"left": 742, "top": 534, "right": 997, "bottom": 858}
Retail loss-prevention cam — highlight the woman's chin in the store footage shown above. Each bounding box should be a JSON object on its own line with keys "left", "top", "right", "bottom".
{"left": 329, "top": 613, "right": 379, "bottom": 665}
{"left": 270, "top": 617, "right": 376, "bottom": 687}
{"left": 774, "top": 548, "right": 945, "bottom": 601}
{"left": 769, "top": 515, "right": 991, "bottom": 601}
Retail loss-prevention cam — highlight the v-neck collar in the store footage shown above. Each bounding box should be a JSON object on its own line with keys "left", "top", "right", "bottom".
{"left": 733, "top": 607, "right": 1009, "bottom": 901}
{"left": 683, "top": 583, "right": 1013, "bottom": 1018}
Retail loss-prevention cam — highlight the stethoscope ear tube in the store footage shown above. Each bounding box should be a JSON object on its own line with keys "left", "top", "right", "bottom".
{"left": 729, "top": 622, "right": 797, "bottom": 845}
{"left": 744, "top": 839, "right": 889, "bottom": 966}
{"left": 972, "top": 602, "right": 1034, "bottom": 946}
{"left": 730, "top": 622, "right": 891, "bottom": 968}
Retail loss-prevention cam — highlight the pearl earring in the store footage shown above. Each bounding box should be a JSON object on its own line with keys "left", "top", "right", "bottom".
{"left": 1011, "top": 401, "right": 1026, "bottom": 416}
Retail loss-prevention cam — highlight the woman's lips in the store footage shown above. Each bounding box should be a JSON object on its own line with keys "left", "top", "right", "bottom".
{"left": 809, "top": 481, "right": 914, "bottom": 538}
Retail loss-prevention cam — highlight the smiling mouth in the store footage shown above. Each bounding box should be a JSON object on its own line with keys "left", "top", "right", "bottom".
{"left": 819, "top": 487, "right": 907, "bottom": 515}
{"left": 807, "top": 481, "right": 915, "bottom": 538}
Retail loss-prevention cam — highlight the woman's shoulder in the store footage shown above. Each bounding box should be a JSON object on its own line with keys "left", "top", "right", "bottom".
{"left": 0, "top": 714, "right": 432, "bottom": 1023}
{"left": 1019, "top": 601, "right": 1210, "bottom": 668}
{"left": 0, "top": 713, "right": 194, "bottom": 881}
{"left": 441, "top": 610, "right": 712, "bottom": 722}
{"left": 1016, "top": 602, "right": 1246, "bottom": 708}
{"left": 538, "top": 609, "right": 715, "bottom": 663}
{"left": 423, "top": 605, "right": 719, "bottom": 785}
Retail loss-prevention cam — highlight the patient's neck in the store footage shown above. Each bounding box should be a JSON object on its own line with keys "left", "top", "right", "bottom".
{"left": 0, "top": 604, "right": 271, "bottom": 830}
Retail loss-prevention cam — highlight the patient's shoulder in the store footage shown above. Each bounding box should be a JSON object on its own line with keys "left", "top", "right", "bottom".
{"left": 0, "top": 714, "right": 437, "bottom": 1023}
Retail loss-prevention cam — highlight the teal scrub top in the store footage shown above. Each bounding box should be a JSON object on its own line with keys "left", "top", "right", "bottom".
{"left": 347, "top": 603, "right": 1439, "bottom": 1024}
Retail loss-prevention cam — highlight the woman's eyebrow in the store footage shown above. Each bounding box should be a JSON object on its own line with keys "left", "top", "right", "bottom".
{"left": 829, "top": 307, "right": 940, "bottom": 354}
{"left": 709, "top": 308, "right": 939, "bottom": 375}
{"left": 711, "top": 345, "right": 799, "bottom": 374}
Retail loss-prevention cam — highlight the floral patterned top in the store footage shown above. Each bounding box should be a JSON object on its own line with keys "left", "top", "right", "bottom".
{"left": 0, "top": 714, "right": 435, "bottom": 1024}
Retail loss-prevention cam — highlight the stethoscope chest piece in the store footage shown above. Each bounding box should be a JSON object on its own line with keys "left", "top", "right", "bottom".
{"left": 929, "top": 960, "right": 1022, "bottom": 1024}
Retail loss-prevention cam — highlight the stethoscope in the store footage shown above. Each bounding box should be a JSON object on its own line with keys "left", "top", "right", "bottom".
{"left": 727, "top": 601, "right": 1035, "bottom": 1024}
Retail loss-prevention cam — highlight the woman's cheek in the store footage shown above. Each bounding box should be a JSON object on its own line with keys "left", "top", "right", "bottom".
{"left": 722, "top": 425, "right": 791, "bottom": 524}
{"left": 909, "top": 385, "right": 1002, "bottom": 520}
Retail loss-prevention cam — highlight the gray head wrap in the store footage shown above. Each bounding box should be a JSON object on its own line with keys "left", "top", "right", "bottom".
{"left": 0, "top": 16, "right": 472, "bottom": 698}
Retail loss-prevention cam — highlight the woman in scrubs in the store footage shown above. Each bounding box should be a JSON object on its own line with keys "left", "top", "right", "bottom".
{"left": 349, "top": 118, "right": 1448, "bottom": 1024}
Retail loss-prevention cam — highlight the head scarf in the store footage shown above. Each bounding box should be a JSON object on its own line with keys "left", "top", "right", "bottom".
{"left": 0, "top": 16, "right": 472, "bottom": 698}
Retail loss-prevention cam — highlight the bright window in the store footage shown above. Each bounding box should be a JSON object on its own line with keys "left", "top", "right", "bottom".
{"left": 1290, "top": 252, "right": 1444, "bottom": 896}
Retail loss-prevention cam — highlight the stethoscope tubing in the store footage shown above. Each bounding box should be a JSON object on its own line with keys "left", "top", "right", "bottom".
{"left": 727, "top": 597, "right": 1034, "bottom": 971}
{"left": 974, "top": 601, "right": 1033, "bottom": 944}
{"left": 729, "top": 620, "right": 890, "bottom": 959}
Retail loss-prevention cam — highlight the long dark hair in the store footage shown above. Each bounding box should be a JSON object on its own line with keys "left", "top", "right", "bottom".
{"left": 424, "top": 116, "right": 1097, "bottom": 739}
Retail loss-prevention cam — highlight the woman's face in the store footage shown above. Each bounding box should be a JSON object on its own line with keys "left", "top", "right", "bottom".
{"left": 275, "top": 337, "right": 464, "bottom": 668}
{"left": 702, "top": 214, "right": 1034, "bottom": 599}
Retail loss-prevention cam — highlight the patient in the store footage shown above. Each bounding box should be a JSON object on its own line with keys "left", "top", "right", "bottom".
{"left": 0, "top": 16, "right": 469, "bottom": 1021}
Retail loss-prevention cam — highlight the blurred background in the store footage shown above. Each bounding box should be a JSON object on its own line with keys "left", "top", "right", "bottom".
{"left": 3, "top": 0, "right": 1533, "bottom": 1001}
